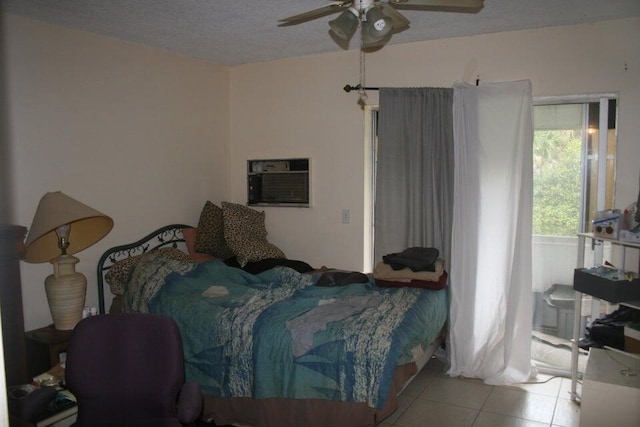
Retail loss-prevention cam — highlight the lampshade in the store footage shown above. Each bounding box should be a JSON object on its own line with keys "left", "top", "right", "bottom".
{"left": 24, "top": 192, "right": 113, "bottom": 330}
{"left": 24, "top": 191, "right": 113, "bottom": 263}
{"left": 329, "top": 9, "right": 359, "bottom": 41}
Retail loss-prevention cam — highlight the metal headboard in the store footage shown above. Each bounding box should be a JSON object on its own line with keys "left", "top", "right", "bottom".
{"left": 96, "top": 224, "right": 192, "bottom": 314}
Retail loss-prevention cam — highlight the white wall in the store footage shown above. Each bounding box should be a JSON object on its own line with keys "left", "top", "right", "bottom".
{"left": 3, "top": 14, "right": 640, "bottom": 331}
{"left": 4, "top": 15, "right": 231, "bottom": 330}
{"left": 229, "top": 17, "right": 640, "bottom": 272}
{"left": 229, "top": 51, "right": 366, "bottom": 271}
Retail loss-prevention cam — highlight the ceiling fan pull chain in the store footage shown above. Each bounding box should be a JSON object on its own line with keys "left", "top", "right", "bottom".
{"left": 358, "top": 2, "right": 368, "bottom": 104}
{"left": 359, "top": 48, "right": 367, "bottom": 103}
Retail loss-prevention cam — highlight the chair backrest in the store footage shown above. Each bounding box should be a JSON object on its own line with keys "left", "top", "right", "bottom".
{"left": 66, "top": 313, "right": 185, "bottom": 424}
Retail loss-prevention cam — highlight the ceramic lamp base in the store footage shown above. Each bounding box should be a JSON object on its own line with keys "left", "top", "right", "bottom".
{"left": 45, "top": 255, "right": 87, "bottom": 330}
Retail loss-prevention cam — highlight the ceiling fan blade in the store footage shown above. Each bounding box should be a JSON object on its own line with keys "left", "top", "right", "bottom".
{"left": 278, "top": 1, "right": 353, "bottom": 27}
{"left": 378, "top": 3, "right": 410, "bottom": 32}
{"left": 389, "top": 0, "right": 484, "bottom": 11}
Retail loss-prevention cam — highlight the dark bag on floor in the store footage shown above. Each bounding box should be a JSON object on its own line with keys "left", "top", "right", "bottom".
{"left": 585, "top": 306, "right": 640, "bottom": 349}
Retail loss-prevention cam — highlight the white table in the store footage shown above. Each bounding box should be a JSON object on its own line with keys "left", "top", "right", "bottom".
{"left": 579, "top": 348, "right": 640, "bottom": 427}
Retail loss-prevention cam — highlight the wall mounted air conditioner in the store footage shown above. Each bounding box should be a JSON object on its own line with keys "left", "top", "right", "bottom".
{"left": 247, "top": 158, "right": 310, "bottom": 207}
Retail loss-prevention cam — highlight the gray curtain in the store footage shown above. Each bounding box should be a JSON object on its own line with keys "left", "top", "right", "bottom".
{"left": 374, "top": 88, "right": 454, "bottom": 265}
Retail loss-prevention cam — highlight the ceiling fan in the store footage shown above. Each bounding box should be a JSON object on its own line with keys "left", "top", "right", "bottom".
{"left": 279, "top": 0, "right": 485, "bottom": 47}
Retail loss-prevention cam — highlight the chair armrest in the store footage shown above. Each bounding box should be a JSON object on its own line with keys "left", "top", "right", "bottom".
{"left": 8, "top": 386, "right": 58, "bottom": 422}
{"left": 176, "top": 382, "right": 203, "bottom": 424}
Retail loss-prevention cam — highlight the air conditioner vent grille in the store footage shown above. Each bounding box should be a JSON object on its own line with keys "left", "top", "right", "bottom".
{"left": 247, "top": 158, "right": 310, "bottom": 207}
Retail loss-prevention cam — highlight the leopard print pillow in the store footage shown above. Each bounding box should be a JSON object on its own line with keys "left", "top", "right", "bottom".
{"left": 194, "top": 201, "right": 234, "bottom": 258}
{"left": 105, "top": 256, "right": 138, "bottom": 296}
{"left": 105, "top": 247, "right": 192, "bottom": 295}
{"left": 221, "top": 201, "right": 286, "bottom": 266}
{"left": 232, "top": 239, "right": 286, "bottom": 266}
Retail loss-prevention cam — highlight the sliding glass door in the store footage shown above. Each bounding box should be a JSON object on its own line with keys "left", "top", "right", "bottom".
{"left": 531, "top": 96, "right": 617, "bottom": 374}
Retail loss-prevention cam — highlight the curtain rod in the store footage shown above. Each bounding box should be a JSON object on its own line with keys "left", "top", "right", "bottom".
{"left": 343, "top": 78, "right": 481, "bottom": 93}
{"left": 343, "top": 84, "right": 379, "bottom": 93}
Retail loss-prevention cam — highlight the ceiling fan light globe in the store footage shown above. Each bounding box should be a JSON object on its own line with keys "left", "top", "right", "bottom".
{"left": 329, "top": 10, "right": 359, "bottom": 41}
{"left": 364, "top": 7, "right": 393, "bottom": 39}
{"left": 362, "top": 24, "right": 387, "bottom": 45}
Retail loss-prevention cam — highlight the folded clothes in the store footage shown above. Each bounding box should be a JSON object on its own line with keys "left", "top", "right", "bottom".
{"left": 375, "top": 271, "right": 448, "bottom": 290}
{"left": 373, "top": 259, "right": 444, "bottom": 282}
{"left": 382, "top": 247, "right": 439, "bottom": 271}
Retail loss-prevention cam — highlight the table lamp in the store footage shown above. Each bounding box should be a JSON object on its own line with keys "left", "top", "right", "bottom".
{"left": 24, "top": 191, "right": 113, "bottom": 330}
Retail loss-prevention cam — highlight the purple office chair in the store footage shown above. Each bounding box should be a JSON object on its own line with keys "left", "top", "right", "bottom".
{"left": 66, "top": 313, "right": 202, "bottom": 427}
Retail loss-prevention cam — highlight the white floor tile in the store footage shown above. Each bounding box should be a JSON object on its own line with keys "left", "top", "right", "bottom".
{"left": 502, "top": 374, "right": 562, "bottom": 398}
{"left": 551, "top": 398, "right": 580, "bottom": 427}
{"left": 483, "top": 387, "right": 557, "bottom": 424}
{"left": 419, "top": 376, "right": 493, "bottom": 410}
{"left": 384, "top": 394, "right": 417, "bottom": 425}
{"left": 558, "top": 378, "right": 581, "bottom": 401}
{"left": 395, "top": 399, "right": 478, "bottom": 427}
{"left": 473, "top": 411, "right": 551, "bottom": 427}
{"left": 402, "top": 377, "right": 429, "bottom": 398}
{"left": 392, "top": 357, "right": 580, "bottom": 427}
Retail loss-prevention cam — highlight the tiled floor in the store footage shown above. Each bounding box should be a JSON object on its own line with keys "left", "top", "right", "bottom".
{"left": 379, "top": 353, "right": 581, "bottom": 427}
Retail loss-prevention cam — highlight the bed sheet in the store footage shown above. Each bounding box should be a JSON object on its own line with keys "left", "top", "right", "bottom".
{"left": 146, "top": 259, "right": 447, "bottom": 409}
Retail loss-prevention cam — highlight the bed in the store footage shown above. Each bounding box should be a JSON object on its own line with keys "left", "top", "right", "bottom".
{"left": 96, "top": 220, "right": 448, "bottom": 427}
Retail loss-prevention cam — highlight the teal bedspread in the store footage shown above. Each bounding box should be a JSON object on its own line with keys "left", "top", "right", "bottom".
{"left": 147, "top": 259, "right": 447, "bottom": 409}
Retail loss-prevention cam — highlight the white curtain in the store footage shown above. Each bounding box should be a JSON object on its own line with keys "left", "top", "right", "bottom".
{"left": 448, "top": 80, "right": 535, "bottom": 384}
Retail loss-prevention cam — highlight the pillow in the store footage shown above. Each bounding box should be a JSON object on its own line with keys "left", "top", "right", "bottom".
{"left": 221, "top": 201, "right": 286, "bottom": 266}
{"left": 182, "top": 227, "right": 198, "bottom": 258}
{"left": 105, "top": 257, "right": 137, "bottom": 296}
{"left": 194, "top": 201, "right": 234, "bottom": 259}
{"left": 183, "top": 227, "right": 217, "bottom": 263}
{"left": 105, "top": 247, "right": 192, "bottom": 296}
{"left": 230, "top": 239, "right": 286, "bottom": 267}
{"left": 221, "top": 201, "right": 267, "bottom": 240}
{"left": 191, "top": 252, "right": 218, "bottom": 263}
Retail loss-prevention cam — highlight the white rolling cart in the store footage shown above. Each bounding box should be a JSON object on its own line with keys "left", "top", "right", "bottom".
{"left": 570, "top": 232, "right": 640, "bottom": 402}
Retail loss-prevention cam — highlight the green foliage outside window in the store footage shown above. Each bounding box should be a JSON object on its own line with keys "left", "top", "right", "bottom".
{"left": 533, "top": 130, "right": 582, "bottom": 236}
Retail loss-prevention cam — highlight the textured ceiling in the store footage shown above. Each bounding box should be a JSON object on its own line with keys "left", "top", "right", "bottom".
{"left": 2, "top": 0, "right": 640, "bottom": 66}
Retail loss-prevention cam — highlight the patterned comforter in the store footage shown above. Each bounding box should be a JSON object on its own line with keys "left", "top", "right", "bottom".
{"left": 130, "top": 258, "right": 446, "bottom": 409}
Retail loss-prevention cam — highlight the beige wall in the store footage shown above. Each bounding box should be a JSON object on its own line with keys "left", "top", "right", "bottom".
{"left": 4, "top": 15, "right": 231, "bottom": 330}
{"left": 229, "top": 50, "right": 367, "bottom": 271}
{"left": 3, "top": 14, "right": 639, "bottom": 331}
{"left": 229, "top": 17, "right": 640, "bottom": 271}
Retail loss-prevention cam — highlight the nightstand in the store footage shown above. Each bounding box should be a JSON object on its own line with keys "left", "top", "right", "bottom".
{"left": 25, "top": 325, "right": 72, "bottom": 381}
